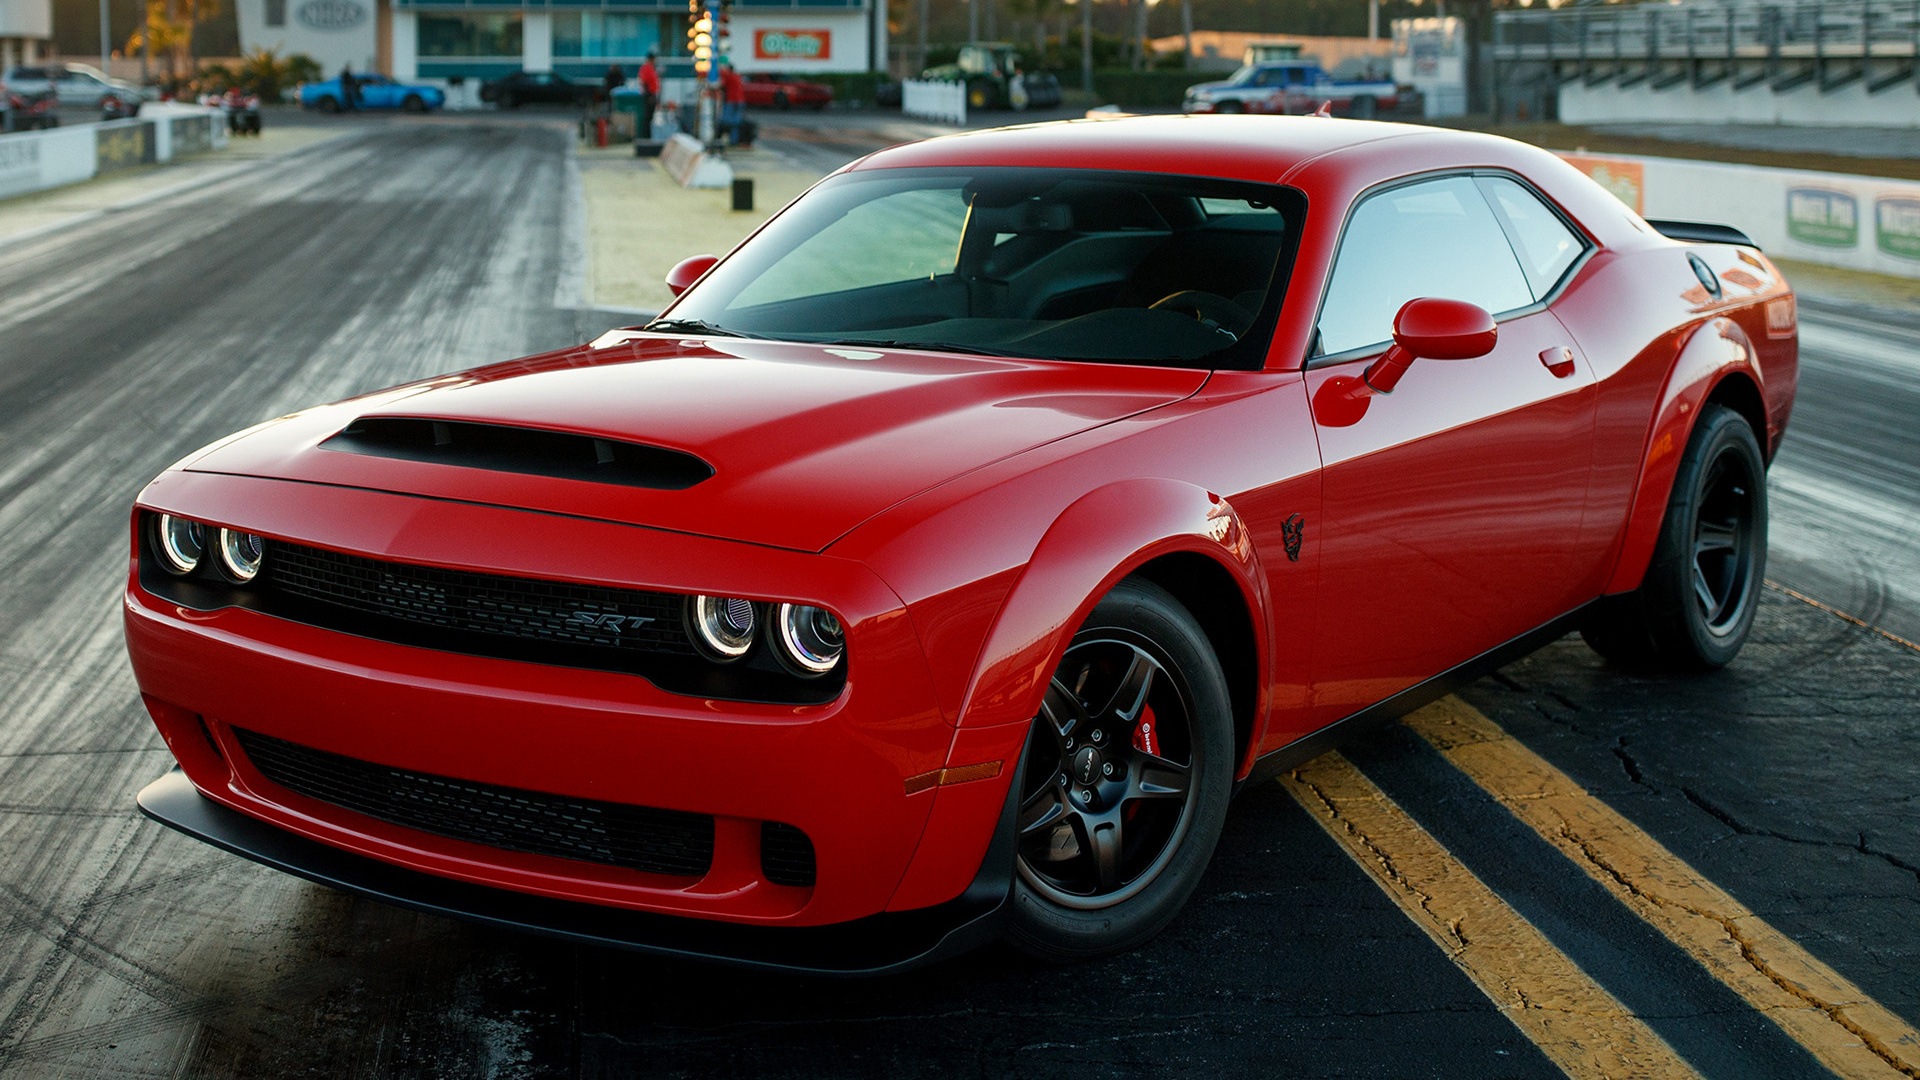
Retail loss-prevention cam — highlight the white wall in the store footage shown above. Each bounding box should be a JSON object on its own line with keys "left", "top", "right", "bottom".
{"left": 730, "top": 11, "right": 870, "bottom": 73}
{"left": 1562, "top": 150, "right": 1920, "bottom": 278}
{"left": 235, "top": 0, "right": 378, "bottom": 76}
{"left": 390, "top": 9, "right": 416, "bottom": 79}
{"left": 0, "top": 0, "right": 52, "bottom": 39}
{"left": 522, "top": 11, "right": 551, "bottom": 73}
{"left": 1560, "top": 80, "right": 1920, "bottom": 129}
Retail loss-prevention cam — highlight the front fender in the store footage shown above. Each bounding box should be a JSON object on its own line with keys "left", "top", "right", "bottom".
{"left": 884, "top": 478, "right": 1269, "bottom": 913}
{"left": 1604, "top": 316, "right": 1764, "bottom": 595}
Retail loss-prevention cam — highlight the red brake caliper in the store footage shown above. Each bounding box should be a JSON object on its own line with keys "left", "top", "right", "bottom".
{"left": 1132, "top": 703, "right": 1160, "bottom": 757}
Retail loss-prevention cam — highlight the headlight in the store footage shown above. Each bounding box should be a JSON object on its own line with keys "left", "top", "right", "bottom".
{"left": 153, "top": 514, "right": 206, "bottom": 575}
{"left": 772, "top": 603, "right": 844, "bottom": 677}
{"left": 687, "top": 594, "right": 757, "bottom": 661}
{"left": 216, "top": 528, "right": 266, "bottom": 582}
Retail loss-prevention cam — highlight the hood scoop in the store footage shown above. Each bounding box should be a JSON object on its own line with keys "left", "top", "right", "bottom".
{"left": 321, "top": 417, "right": 713, "bottom": 491}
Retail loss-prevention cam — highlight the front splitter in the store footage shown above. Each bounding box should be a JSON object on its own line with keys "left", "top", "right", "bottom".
{"left": 136, "top": 769, "right": 1011, "bottom": 977}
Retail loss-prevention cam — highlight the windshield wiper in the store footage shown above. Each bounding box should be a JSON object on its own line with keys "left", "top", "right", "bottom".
{"left": 644, "top": 318, "right": 750, "bottom": 338}
{"left": 817, "top": 338, "right": 1025, "bottom": 359}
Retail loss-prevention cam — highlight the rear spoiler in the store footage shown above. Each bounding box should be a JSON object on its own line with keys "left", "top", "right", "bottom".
{"left": 1646, "top": 219, "right": 1758, "bottom": 249}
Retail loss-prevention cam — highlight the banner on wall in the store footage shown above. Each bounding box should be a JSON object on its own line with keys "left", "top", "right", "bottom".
{"left": 754, "top": 29, "right": 831, "bottom": 62}
{"left": 1559, "top": 154, "right": 1645, "bottom": 213}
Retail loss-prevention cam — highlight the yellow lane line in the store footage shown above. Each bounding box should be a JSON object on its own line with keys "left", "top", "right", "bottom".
{"left": 1404, "top": 696, "right": 1920, "bottom": 1080}
{"left": 1768, "top": 581, "right": 1920, "bottom": 655}
{"left": 1282, "top": 752, "right": 1702, "bottom": 1080}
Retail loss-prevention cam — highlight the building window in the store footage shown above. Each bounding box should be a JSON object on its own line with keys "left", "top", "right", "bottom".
{"left": 552, "top": 12, "right": 662, "bottom": 58}
{"left": 418, "top": 13, "right": 524, "bottom": 57}
{"left": 264, "top": 0, "right": 285, "bottom": 28}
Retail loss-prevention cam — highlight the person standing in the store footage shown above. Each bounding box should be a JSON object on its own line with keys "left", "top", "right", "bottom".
{"left": 338, "top": 64, "right": 358, "bottom": 111}
{"left": 637, "top": 52, "right": 660, "bottom": 139}
{"left": 603, "top": 63, "right": 624, "bottom": 98}
{"left": 719, "top": 60, "right": 745, "bottom": 144}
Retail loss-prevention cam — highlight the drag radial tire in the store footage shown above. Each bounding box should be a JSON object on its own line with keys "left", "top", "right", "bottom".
{"left": 1006, "top": 579, "right": 1234, "bottom": 962}
{"left": 1581, "top": 403, "right": 1768, "bottom": 670}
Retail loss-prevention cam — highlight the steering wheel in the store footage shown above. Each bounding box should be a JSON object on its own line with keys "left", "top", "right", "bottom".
{"left": 1149, "top": 290, "right": 1257, "bottom": 338}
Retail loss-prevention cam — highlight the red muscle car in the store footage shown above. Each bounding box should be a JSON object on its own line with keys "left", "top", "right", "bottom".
{"left": 126, "top": 116, "right": 1796, "bottom": 974}
{"left": 742, "top": 73, "right": 833, "bottom": 110}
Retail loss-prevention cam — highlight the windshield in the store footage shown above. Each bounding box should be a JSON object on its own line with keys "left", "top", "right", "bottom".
{"left": 661, "top": 167, "right": 1304, "bottom": 370}
{"left": 1224, "top": 64, "right": 1256, "bottom": 85}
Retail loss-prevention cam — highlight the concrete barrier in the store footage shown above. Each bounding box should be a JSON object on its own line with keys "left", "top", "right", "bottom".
{"left": 0, "top": 106, "right": 225, "bottom": 202}
{"left": 658, "top": 132, "right": 734, "bottom": 190}
{"left": 903, "top": 80, "right": 966, "bottom": 126}
{"left": 1560, "top": 150, "right": 1920, "bottom": 279}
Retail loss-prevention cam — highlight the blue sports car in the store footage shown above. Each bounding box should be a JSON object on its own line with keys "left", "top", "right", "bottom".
{"left": 300, "top": 73, "right": 444, "bottom": 113}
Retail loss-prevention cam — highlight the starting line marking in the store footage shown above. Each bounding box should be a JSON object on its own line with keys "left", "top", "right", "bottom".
{"left": 1402, "top": 696, "right": 1920, "bottom": 1080}
{"left": 1281, "top": 751, "right": 1702, "bottom": 1080}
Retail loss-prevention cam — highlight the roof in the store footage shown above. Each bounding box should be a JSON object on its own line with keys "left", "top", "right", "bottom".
{"left": 851, "top": 114, "right": 1433, "bottom": 186}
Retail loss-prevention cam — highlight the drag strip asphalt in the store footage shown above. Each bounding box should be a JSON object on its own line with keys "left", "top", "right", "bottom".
{"left": 0, "top": 119, "right": 1913, "bottom": 1079}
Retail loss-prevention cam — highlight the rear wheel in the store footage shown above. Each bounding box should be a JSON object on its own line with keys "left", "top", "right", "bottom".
{"left": 1582, "top": 403, "right": 1767, "bottom": 670}
{"left": 967, "top": 79, "right": 997, "bottom": 110}
{"left": 1006, "top": 579, "right": 1233, "bottom": 963}
{"left": 1351, "top": 95, "right": 1377, "bottom": 119}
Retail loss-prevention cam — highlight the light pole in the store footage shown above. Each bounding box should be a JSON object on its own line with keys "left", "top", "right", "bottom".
{"left": 99, "top": 0, "right": 111, "bottom": 75}
{"left": 1080, "top": 0, "right": 1092, "bottom": 90}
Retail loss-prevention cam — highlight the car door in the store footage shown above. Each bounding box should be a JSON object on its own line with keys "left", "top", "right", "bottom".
{"left": 362, "top": 75, "right": 395, "bottom": 107}
{"left": 1302, "top": 173, "right": 1599, "bottom": 720}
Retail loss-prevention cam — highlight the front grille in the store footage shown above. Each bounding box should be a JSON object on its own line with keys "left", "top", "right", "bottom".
{"left": 268, "top": 541, "right": 694, "bottom": 656}
{"left": 761, "top": 821, "right": 818, "bottom": 888}
{"left": 235, "top": 729, "right": 714, "bottom": 877}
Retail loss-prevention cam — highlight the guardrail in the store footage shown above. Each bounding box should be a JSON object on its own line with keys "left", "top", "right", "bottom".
{"left": 902, "top": 80, "right": 967, "bottom": 125}
{"left": 0, "top": 105, "right": 226, "bottom": 202}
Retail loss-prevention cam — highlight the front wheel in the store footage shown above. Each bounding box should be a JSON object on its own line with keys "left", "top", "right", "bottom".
{"left": 1581, "top": 403, "right": 1767, "bottom": 669}
{"left": 1214, "top": 99, "right": 1244, "bottom": 114}
{"left": 402, "top": 94, "right": 426, "bottom": 112}
{"left": 967, "top": 79, "right": 997, "bottom": 110}
{"left": 316, "top": 95, "right": 340, "bottom": 113}
{"left": 1006, "top": 578, "right": 1233, "bottom": 962}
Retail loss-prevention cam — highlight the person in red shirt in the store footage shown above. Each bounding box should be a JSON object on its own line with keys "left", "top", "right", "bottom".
{"left": 719, "top": 61, "right": 746, "bottom": 143}
{"left": 638, "top": 53, "right": 661, "bottom": 139}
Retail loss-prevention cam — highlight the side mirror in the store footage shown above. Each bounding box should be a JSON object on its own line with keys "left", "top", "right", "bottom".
{"left": 1362, "top": 298, "right": 1498, "bottom": 394}
{"left": 665, "top": 254, "right": 719, "bottom": 297}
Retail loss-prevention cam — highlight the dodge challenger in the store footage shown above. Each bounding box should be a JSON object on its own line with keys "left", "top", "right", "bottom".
{"left": 125, "top": 115, "right": 1797, "bottom": 974}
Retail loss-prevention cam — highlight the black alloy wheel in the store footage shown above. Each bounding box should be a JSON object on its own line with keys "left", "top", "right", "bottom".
{"left": 1006, "top": 579, "right": 1232, "bottom": 961}
{"left": 1581, "top": 403, "right": 1767, "bottom": 670}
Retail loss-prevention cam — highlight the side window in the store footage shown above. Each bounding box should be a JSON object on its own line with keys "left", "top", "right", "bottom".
{"left": 1478, "top": 176, "right": 1585, "bottom": 299}
{"left": 1314, "top": 175, "right": 1534, "bottom": 356}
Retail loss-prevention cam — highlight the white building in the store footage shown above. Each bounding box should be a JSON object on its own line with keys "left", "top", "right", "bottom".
{"left": 233, "top": 0, "right": 887, "bottom": 93}
{"left": 1, "top": 0, "right": 53, "bottom": 74}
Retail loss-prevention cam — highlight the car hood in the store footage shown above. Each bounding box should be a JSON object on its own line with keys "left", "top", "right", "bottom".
{"left": 1187, "top": 80, "right": 1237, "bottom": 96}
{"left": 180, "top": 333, "right": 1209, "bottom": 553}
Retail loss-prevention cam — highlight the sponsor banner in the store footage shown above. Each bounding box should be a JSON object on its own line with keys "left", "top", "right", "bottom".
{"left": 95, "top": 123, "right": 154, "bottom": 172}
{"left": 1558, "top": 154, "right": 1644, "bottom": 214}
{"left": 171, "top": 116, "right": 213, "bottom": 157}
{"left": 755, "top": 29, "right": 831, "bottom": 62}
{"left": 1786, "top": 186, "right": 1858, "bottom": 248}
{"left": 1875, "top": 196, "right": 1920, "bottom": 260}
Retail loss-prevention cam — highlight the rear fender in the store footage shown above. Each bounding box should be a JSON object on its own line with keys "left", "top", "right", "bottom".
{"left": 884, "top": 479, "right": 1269, "bottom": 913}
{"left": 1604, "top": 317, "right": 1763, "bottom": 595}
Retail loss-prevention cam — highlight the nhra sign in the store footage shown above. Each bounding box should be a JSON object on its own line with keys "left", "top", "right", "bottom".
{"left": 755, "top": 29, "right": 831, "bottom": 62}
{"left": 296, "top": 0, "right": 368, "bottom": 30}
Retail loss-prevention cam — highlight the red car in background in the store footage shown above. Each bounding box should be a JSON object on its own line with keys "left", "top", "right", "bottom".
{"left": 126, "top": 116, "right": 1795, "bottom": 975}
{"left": 742, "top": 73, "right": 832, "bottom": 110}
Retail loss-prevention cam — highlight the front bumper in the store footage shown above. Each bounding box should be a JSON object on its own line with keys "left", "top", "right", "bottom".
{"left": 139, "top": 768, "right": 1015, "bottom": 975}
{"left": 126, "top": 471, "right": 1029, "bottom": 934}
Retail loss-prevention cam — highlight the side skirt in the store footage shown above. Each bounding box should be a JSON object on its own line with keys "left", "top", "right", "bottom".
{"left": 1235, "top": 602, "right": 1597, "bottom": 794}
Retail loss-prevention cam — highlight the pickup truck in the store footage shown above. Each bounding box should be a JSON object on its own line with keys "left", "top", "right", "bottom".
{"left": 1181, "top": 61, "right": 1401, "bottom": 118}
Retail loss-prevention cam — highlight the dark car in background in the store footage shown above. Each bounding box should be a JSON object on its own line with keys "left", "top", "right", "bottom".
{"left": 742, "top": 73, "right": 833, "bottom": 110}
{"left": 481, "top": 71, "right": 604, "bottom": 109}
{"left": 2, "top": 79, "right": 59, "bottom": 131}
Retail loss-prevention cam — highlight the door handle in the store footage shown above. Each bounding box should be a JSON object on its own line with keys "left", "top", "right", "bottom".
{"left": 1540, "top": 347, "right": 1577, "bottom": 378}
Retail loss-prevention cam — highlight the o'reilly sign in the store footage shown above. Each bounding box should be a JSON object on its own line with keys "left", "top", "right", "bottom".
{"left": 296, "top": 0, "right": 367, "bottom": 31}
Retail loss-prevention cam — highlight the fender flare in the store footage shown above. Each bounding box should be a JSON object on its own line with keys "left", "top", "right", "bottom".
{"left": 1604, "top": 316, "right": 1767, "bottom": 595}
{"left": 883, "top": 478, "right": 1271, "bottom": 913}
